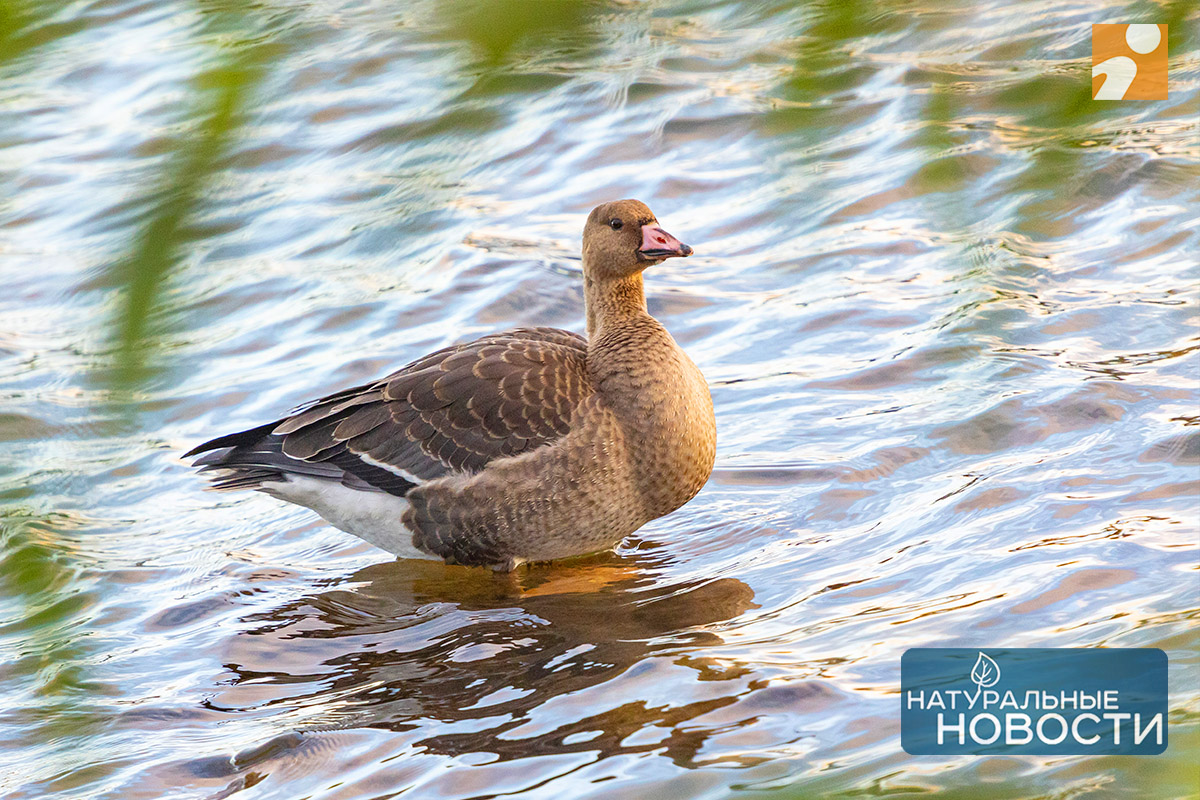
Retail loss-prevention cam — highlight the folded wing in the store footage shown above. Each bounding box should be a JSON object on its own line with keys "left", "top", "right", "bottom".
{"left": 187, "top": 327, "right": 592, "bottom": 496}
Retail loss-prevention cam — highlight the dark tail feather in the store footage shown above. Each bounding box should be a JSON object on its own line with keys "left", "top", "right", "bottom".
{"left": 203, "top": 468, "right": 280, "bottom": 492}
{"left": 187, "top": 421, "right": 393, "bottom": 494}
{"left": 184, "top": 421, "right": 281, "bottom": 458}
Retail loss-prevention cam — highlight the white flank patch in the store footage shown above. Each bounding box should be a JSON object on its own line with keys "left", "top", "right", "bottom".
{"left": 260, "top": 475, "right": 439, "bottom": 562}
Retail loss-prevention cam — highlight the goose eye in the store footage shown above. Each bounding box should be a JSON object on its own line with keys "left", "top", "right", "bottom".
{"left": 609, "top": 218, "right": 623, "bottom": 230}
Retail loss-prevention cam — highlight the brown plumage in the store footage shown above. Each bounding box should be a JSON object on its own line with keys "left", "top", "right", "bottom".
{"left": 187, "top": 199, "right": 716, "bottom": 570}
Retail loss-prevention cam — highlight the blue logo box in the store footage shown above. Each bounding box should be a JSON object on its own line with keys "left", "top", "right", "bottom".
{"left": 901, "top": 648, "right": 1167, "bottom": 755}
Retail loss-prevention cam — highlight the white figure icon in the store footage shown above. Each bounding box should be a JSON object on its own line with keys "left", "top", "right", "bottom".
{"left": 1093, "top": 24, "right": 1161, "bottom": 100}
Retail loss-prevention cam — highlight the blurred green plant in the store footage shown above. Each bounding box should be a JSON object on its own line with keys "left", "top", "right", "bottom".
{"left": 778, "top": 0, "right": 876, "bottom": 100}
{"left": 0, "top": 510, "right": 109, "bottom": 786}
{"left": 107, "top": 51, "right": 265, "bottom": 389}
{"left": 773, "top": 0, "right": 907, "bottom": 105}
{"left": 442, "top": 0, "right": 600, "bottom": 64}
{"left": 0, "top": 0, "right": 86, "bottom": 66}
{"left": 914, "top": 74, "right": 970, "bottom": 196}
{"left": 765, "top": 0, "right": 908, "bottom": 142}
{"left": 102, "top": 5, "right": 280, "bottom": 392}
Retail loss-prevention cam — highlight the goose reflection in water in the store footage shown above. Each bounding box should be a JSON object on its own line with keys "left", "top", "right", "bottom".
{"left": 184, "top": 550, "right": 756, "bottom": 788}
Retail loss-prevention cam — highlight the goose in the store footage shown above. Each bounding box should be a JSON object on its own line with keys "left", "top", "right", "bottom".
{"left": 187, "top": 199, "right": 716, "bottom": 571}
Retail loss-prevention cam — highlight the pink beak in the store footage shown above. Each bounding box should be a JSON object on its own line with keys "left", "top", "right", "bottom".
{"left": 638, "top": 224, "right": 693, "bottom": 260}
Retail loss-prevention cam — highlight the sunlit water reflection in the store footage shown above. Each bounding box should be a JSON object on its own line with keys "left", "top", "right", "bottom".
{"left": 1, "top": 1, "right": 1197, "bottom": 798}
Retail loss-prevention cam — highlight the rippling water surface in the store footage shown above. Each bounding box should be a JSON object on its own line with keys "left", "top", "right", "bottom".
{"left": 1, "top": 1, "right": 1198, "bottom": 798}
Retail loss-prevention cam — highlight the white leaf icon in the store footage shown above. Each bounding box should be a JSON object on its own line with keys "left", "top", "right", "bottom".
{"left": 971, "top": 652, "right": 1001, "bottom": 688}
